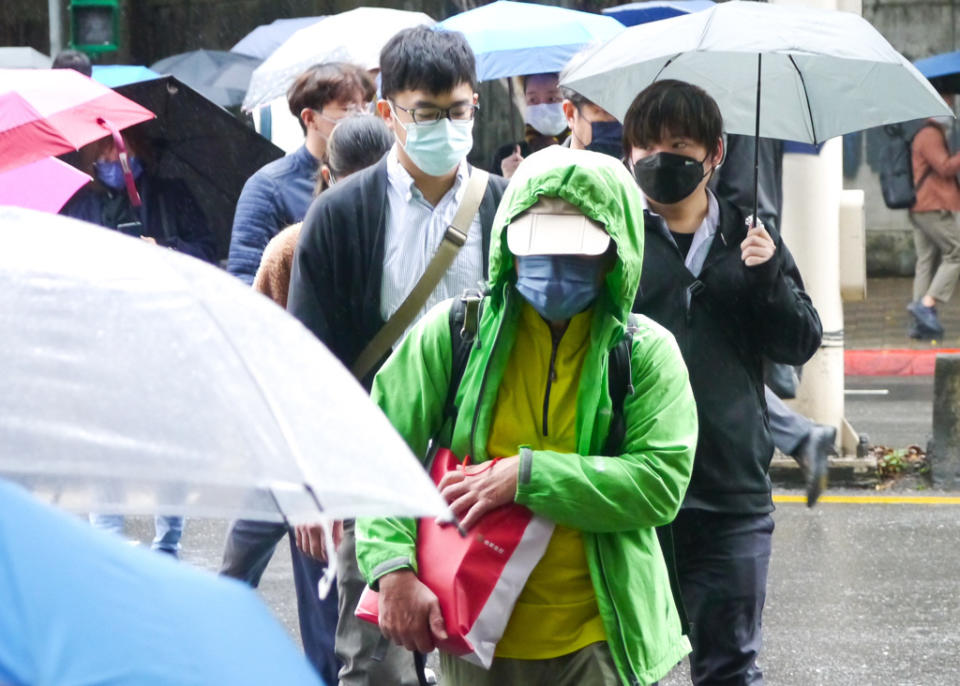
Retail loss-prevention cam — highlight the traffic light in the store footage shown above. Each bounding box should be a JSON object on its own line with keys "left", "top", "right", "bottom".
{"left": 69, "top": 0, "right": 119, "bottom": 54}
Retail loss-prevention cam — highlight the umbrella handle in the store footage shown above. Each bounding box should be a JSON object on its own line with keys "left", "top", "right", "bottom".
{"left": 97, "top": 118, "right": 143, "bottom": 209}
{"left": 752, "top": 54, "right": 761, "bottom": 231}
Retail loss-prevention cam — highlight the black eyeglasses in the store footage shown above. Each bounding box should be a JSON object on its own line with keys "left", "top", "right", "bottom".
{"left": 391, "top": 101, "right": 479, "bottom": 125}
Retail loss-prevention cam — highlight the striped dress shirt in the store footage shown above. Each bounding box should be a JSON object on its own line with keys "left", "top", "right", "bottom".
{"left": 380, "top": 147, "right": 484, "bottom": 335}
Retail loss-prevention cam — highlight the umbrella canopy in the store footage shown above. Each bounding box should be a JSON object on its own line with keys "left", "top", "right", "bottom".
{"left": 601, "top": 0, "right": 714, "bottom": 27}
{"left": 0, "top": 46, "right": 51, "bottom": 69}
{"left": 0, "top": 207, "right": 450, "bottom": 524}
{"left": 0, "top": 157, "right": 91, "bottom": 213}
{"left": 231, "top": 16, "right": 327, "bottom": 60}
{"left": 114, "top": 75, "right": 283, "bottom": 262}
{"left": 92, "top": 64, "right": 163, "bottom": 88}
{"left": 0, "top": 68, "right": 154, "bottom": 173}
{"left": 244, "top": 7, "right": 434, "bottom": 111}
{"left": 436, "top": 0, "right": 624, "bottom": 81}
{"left": 914, "top": 50, "right": 960, "bottom": 94}
{"left": 0, "top": 478, "right": 325, "bottom": 686}
{"left": 561, "top": 1, "right": 950, "bottom": 143}
{"left": 150, "top": 49, "right": 262, "bottom": 108}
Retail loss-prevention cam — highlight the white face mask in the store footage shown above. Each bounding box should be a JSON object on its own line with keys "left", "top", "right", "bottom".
{"left": 395, "top": 114, "right": 474, "bottom": 177}
{"left": 524, "top": 102, "right": 568, "bottom": 136}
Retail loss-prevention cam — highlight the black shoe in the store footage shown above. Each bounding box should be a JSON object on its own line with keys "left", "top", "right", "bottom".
{"left": 908, "top": 322, "right": 937, "bottom": 340}
{"left": 795, "top": 424, "right": 836, "bottom": 507}
{"left": 907, "top": 301, "right": 944, "bottom": 336}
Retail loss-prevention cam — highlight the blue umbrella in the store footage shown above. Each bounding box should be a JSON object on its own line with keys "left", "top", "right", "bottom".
{"left": 602, "top": 0, "right": 715, "bottom": 27}
{"left": 91, "top": 64, "right": 162, "bottom": 88}
{"left": 231, "top": 16, "right": 326, "bottom": 60}
{"left": 436, "top": 0, "right": 624, "bottom": 81}
{"left": 914, "top": 50, "right": 960, "bottom": 93}
{"left": 0, "top": 478, "right": 326, "bottom": 686}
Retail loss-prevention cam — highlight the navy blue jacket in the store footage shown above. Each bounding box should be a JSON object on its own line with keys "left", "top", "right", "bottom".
{"left": 61, "top": 175, "right": 216, "bottom": 263}
{"left": 227, "top": 145, "right": 318, "bottom": 284}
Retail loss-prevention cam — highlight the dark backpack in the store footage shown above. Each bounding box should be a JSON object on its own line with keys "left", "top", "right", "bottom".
{"left": 880, "top": 122, "right": 937, "bottom": 209}
{"left": 441, "top": 293, "right": 636, "bottom": 457}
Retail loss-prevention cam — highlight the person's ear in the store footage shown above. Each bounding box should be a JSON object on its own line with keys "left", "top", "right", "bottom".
{"left": 320, "top": 165, "right": 332, "bottom": 185}
{"left": 300, "top": 108, "right": 316, "bottom": 131}
{"left": 713, "top": 135, "right": 725, "bottom": 169}
{"left": 562, "top": 100, "right": 577, "bottom": 128}
{"left": 473, "top": 92, "right": 479, "bottom": 106}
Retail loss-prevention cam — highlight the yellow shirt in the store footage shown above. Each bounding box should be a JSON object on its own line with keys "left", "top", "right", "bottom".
{"left": 487, "top": 303, "right": 606, "bottom": 659}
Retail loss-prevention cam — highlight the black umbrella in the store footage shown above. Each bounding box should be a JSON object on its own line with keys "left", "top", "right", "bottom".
{"left": 115, "top": 76, "right": 284, "bottom": 263}
{"left": 150, "top": 49, "right": 262, "bottom": 109}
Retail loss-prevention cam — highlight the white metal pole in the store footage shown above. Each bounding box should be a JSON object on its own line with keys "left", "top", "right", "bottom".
{"left": 772, "top": 0, "right": 863, "bottom": 455}
{"left": 48, "top": 0, "right": 63, "bottom": 57}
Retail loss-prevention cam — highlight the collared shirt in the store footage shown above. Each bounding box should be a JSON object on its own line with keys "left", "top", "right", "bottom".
{"left": 641, "top": 189, "right": 720, "bottom": 278}
{"left": 380, "top": 146, "right": 484, "bottom": 332}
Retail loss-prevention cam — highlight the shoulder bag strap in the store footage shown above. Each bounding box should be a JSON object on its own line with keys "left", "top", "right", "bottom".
{"left": 351, "top": 168, "right": 490, "bottom": 380}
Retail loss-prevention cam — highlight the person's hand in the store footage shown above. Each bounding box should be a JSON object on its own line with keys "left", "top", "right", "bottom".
{"left": 437, "top": 455, "right": 519, "bottom": 531}
{"left": 740, "top": 216, "right": 776, "bottom": 267}
{"left": 295, "top": 520, "right": 344, "bottom": 562}
{"left": 500, "top": 146, "right": 523, "bottom": 179}
{"left": 378, "top": 569, "right": 447, "bottom": 653}
{"left": 140, "top": 236, "right": 157, "bottom": 245}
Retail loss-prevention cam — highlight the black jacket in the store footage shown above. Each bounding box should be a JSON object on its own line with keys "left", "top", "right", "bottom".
{"left": 287, "top": 156, "right": 509, "bottom": 388}
{"left": 633, "top": 197, "right": 822, "bottom": 514}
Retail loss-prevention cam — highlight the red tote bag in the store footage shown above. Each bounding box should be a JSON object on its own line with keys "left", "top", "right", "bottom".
{"left": 355, "top": 448, "right": 554, "bottom": 668}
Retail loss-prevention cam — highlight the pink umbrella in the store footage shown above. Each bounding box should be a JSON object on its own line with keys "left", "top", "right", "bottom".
{"left": 0, "top": 68, "right": 154, "bottom": 173}
{"left": 0, "top": 157, "right": 91, "bottom": 213}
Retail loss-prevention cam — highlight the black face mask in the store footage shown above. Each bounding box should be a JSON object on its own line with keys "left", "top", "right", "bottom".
{"left": 632, "top": 151, "right": 709, "bottom": 205}
{"left": 585, "top": 121, "right": 624, "bottom": 159}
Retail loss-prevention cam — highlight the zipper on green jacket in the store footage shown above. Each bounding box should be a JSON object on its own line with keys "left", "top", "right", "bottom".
{"left": 470, "top": 290, "right": 511, "bottom": 459}
{"left": 541, "top": 327, "right": 563, "bottom": 437}
{"left": 596, "top": 537, "right": 642, "bottom": 686}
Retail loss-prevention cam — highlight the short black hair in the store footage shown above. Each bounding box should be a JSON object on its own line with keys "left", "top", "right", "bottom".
{"left": 380, "top": 26, "right": 477, "bottom": 100}
{"left": 52, "top": 50, "right": 92, "bottom": 77}
{"left": 327, "top": 115, "right": 394, "bottom": 179}
{"left": 561, "top": 87, "right": 591, "bottom": 110}
{"left": 287, "top": 62, "right": 369, "bottom": 133}
{"left": 623, "top": 80, "right": 723, "bottom": 157}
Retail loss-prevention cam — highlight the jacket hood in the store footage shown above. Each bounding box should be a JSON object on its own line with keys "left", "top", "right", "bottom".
{"left": 487, "top": 146, "right": 645, "bottom": 324}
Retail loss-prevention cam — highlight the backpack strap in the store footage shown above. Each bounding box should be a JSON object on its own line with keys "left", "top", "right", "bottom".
{"left": 437, "top": 289, "right": 485, "bottom": 448}
{"left": 602, "top": 314, "right": 639, "bottom": 457}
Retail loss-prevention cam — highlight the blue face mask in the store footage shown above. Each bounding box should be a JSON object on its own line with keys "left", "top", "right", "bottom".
{"left": 515, "top": 254, "right": 605, "bottom": 322}
{"left": 94, "top": 156, "right": 144, "bottom": 191}
{"left": 586, "top": 121, "right": 624, "bottom": 159}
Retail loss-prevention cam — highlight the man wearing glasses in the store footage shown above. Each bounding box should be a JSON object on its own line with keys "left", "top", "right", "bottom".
{"left": 287, "top": 26, "right": 508, "bottom": 686}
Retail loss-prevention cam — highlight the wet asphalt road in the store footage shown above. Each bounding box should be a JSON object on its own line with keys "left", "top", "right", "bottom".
{"left": 125, "top": 490, "right": 960, "bottom": 686}
{"left": 120, "top": 376, "right": 958, "bottom": 685}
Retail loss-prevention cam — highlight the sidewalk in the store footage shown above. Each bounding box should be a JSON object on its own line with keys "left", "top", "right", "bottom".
{"left": 843, "top": 277, "right": 960, "bottom": 374}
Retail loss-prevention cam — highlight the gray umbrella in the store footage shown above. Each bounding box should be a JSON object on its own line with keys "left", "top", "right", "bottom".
{"left": 151, "top": 49, "right": 261, "bottom": 108}
{"left": 561, "top": 0, "right": 950, "bottom": 224}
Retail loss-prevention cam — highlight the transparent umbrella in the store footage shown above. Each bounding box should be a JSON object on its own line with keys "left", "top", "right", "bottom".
{"left": 243, "top": 7, "right": 435, "bottom": 111}
{"left": 0, "top": 208, "right": 449, "bottom": 527}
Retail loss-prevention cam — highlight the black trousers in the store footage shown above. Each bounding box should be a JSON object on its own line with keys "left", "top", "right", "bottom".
{"left": 670, "top": 509, "right": 774, "bottom": 686}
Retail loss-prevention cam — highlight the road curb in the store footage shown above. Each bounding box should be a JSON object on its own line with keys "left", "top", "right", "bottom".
{"left": 769, "top": 454, "right": 878, "bottom": 489}
{"left": 845, "top": 348, "right": 960, "bottom": 376}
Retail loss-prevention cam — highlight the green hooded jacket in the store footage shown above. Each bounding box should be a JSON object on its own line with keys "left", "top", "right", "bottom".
{"left": 358, "top": 146, "right": 698, "bottom": 685}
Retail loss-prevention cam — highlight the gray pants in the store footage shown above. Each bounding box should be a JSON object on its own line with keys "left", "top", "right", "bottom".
{"left": 765, "top": 387, "right": 813, "bottom": 457}
{"left": 439, "top": 641, "right": 621, "bottom": 686}
{"left": 910, "top": 210, "right": 960, "bottom": 303}
{"left": 336, "top": 520, "right": 418, "bottom": 686}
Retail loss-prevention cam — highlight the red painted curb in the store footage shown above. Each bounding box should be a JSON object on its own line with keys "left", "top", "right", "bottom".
{"left": 845, "top": 348, "right": 960, "bottom": 376}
